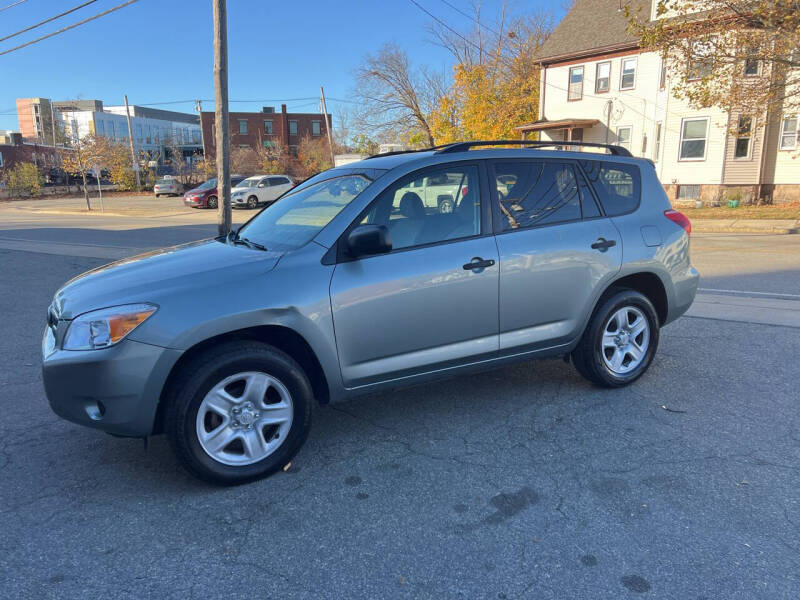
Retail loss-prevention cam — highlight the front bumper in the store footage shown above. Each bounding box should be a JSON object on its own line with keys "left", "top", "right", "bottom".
{"left": 42, "top": 338, "right": 182, "bottom": 437}
{"left": 183, "top": 196, "right": 205, "bottom": 207}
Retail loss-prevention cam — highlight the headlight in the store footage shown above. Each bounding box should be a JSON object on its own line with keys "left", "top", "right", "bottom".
{"left": 63, "top": 303, "right": 157, "bottom": 350}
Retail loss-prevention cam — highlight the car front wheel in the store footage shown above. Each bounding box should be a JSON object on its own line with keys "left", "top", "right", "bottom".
{"left": 165, "top": 341, "right": 313, "bottom": 485}
{"left": 247, "top": 196, "right": 258, "bottom": 209}
{"left": 571, "top": 289, "right": 660, "bottom": 388}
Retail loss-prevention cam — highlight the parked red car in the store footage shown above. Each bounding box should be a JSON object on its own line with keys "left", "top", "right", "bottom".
{"left": 183, "top": 175, "right": 247, "bottom": 209}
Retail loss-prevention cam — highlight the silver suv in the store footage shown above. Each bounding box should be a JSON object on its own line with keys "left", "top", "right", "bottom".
{"left": 42, "top": 141, "right": 699, "bottom": 485}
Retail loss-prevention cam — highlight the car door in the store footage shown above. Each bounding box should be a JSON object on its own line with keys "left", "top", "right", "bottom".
{"left": 329, "top": 162, "right": 499, "bottom": 388}
{"left": 490, "top": 159, "right": 622, "bottom": 355}
{"left": 266, "top": 176, "right": 292, "bottom": 203}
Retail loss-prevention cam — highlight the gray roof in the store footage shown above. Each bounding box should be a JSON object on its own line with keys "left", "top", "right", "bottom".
{"left": 537, "top": 0, "right": 651, "bottom": 63}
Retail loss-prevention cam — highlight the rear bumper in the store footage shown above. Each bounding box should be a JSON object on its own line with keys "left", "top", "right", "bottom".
{"left": 42, "top": 339, "right": 182, "bottom": 437}
{"left": 666, "top": 265, "right": 700, "bottom": 324}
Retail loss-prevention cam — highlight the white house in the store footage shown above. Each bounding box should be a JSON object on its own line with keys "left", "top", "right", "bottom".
{"left": 520, "top": 0, "right": 799, "bottom": 204}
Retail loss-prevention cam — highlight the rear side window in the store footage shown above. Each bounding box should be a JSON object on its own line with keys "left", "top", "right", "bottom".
{"left": 269, "top": 176, "right": 290, "bottom": 186}
{"left": 580, "top": 161, "right": 641, "bottom": 216}
{"left": 494, "top": 161, "right": 582, "bottom": 230}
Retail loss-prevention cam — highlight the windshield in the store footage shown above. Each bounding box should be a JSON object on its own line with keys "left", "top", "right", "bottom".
{"left": 196, "top": 178, "right": 217, "bottom": 190}
{"left": 237, "top": 175, "right": 373, "bottom": 251}
{"left": 237, "top": 177, "right": 261, "bottom": 188}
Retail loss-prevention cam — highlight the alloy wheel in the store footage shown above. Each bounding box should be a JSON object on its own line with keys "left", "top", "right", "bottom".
{"left": 601, "top": 306, "right": 650, "bottom": 375}
{"left": 196, "top": 371, "right": 294, "bottom": 466}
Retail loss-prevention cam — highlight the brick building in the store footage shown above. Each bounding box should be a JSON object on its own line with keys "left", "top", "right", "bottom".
{"left": 200, "top": 104, "right": 332, "bottom": 160}
{"left": 0, "top": 132, "right": 62, "bottom": 172}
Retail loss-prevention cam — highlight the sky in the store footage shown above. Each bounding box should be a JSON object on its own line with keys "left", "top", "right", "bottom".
{"left": 0, "top": 0, "right": 564, "bottom": 132}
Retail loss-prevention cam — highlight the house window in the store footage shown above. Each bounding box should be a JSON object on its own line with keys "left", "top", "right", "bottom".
{"left": 568, "top": 66, "right": 584, "bottom": 100}
{"left": 312, "top": 120, "right": 321, "bottom": 136}
{"left": 289, "top": 144, "right": 298, "bottom": 156}
{"left": 679, "top": 117, "right": 709, "bottom": 160}
{"left": 659, "top": 60, "right": 667, "bottom": 90}
{"left": 135, "top": 124, "right": 143, "bottom": 141}
{"left": 0, "top": 152, "right": 4, "bottom": 167}
{"left": 688, "top": 57, "right": 713, "bottom": 81}
{"left": 744, "top": 47, "right": 760, "bottom": 76}
{"left": 289, "top": 120, "right": 298, "bottom": 136}
{"left": 654, "top": 122, "right": 662, "bottom": 160}
{"left": 620, "top": 57, "right": 637, "bottom": 90}
{"left": 779, "top": 115, "right": 798, "bottom": 150}
{"left": 238, "top": 119, "right": 248, "bottom": 134}
{"left": 641, "top": 133, "right": 647, "bottom": 154}
{"left": 734, "top": 116, "right": 753, "bottom": 159}
{"left": 264, "top": 120, "right": 273, "bottom": 134}
{"left": 677, "top": 185, "right": 701, "bottom": 200}
{"left": 595, "top": 61, "right": 610, "bottom": 93}
{"left": 616, "top": 126, "right": 632, "bottom": 150}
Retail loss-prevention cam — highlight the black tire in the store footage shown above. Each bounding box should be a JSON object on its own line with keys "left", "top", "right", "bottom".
{"left": 247, "top": 195, "right": 258, "bottom": 209}
{"left": 438, "top": 196, "right": 454, "bottom": 213}
{"left": 165, "top": 341, "right": 313, "bottom": 486}
{"left": 207, "top": 195, "right": 218, "bottom": 209}
{"left": 571, "top": 289, "right": 660, "bottom": 388}
{"left": 155, "top": 193, "right": 161, "bottom": 198}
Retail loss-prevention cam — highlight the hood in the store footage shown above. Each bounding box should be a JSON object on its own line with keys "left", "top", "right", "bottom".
{"left": 54, "top": 239, "right": 283, "bottom": 319}
{"left": 185, "top": 186, "right": 214, "bottom": 196}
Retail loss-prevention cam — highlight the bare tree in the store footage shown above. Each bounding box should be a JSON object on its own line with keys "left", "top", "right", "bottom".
{"left": 353, "top": 43, "right": 442, "bottom": 146}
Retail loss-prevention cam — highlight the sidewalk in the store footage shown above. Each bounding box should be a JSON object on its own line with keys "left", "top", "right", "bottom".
{"left": 691, "top": 218, "right": 799, "bottom": 234}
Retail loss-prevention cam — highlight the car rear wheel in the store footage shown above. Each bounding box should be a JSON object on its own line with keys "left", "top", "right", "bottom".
{"left": 165, "top": 341, "right": 313, "bottom": 485}
{"left": 247, "top": 196, "right": 258, "bottom": 209}
{"left": 207, "top": 195, "right": 218, "bottom": 209}
{"left": 571, "top": 289, "right": 659, "bottom": 388}
{"left": 155, "top": 193, "right": 161, "bottom": 198}
{"left": 438, "top": 196, "right": 454, "bottom": 213}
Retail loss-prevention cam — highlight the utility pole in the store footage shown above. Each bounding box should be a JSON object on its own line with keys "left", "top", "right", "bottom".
{"left": 213, "top": 0, "right": 231, "bottom": 236}
{"left": 320, "top": 86, "right": 336, "bottom": 166}
{"left": 195, "top": 99, "right": 207, "bottom": 166}
{"left": 49, "top": 101, "right": 57, "bottom": 146}
{"left": 123, "top": 95, "right": 141, "bottom": 191}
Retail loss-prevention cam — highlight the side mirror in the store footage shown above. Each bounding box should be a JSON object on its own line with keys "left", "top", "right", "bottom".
{"left": 257, "top": 182, "right": 266, "bottom": 188}
{"left": 346, "top": 225, "right": 392, "bottom": 258}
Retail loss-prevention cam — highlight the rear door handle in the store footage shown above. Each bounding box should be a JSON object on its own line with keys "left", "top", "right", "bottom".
{"left": 463, "top": 257, "right": 495, "bottom": 271}
{"left": 591, "top": 238, "right": 617, "bottom": 252}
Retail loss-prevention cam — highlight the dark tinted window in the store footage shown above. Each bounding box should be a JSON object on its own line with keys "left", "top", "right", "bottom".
{"left": 580, "top": 161, "right": 641, "bottom": 216}
{"left": 268, "top": 176, "right": 290, "bottom": 186}
{"left": 576, "top": 169, "right": 601, "bottom": 218}
{"left": 494, "top": 161, "right": 582, "bottom": 230}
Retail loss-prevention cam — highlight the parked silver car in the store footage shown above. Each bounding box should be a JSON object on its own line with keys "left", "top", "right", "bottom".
{"left": 154, "top": 177, "right": 183, "bottom": 197}
{"left": 42, "top": 141, "right": 698, "bottom": 485}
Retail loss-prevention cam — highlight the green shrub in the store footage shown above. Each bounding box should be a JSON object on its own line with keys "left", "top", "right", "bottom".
{"left": 1, "top": 162, "right": 43, "bottom": 197}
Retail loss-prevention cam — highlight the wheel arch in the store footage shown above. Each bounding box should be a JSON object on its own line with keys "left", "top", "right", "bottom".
{"left": 599, "top": 271, "right": 669, "bottom": 326}
{"left": 152, "top": 324, "right": 330, "bottom": 435}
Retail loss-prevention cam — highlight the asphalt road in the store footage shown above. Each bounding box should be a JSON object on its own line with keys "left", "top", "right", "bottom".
{"left": 1, "top": 209, "right": 799, "bottom": 599}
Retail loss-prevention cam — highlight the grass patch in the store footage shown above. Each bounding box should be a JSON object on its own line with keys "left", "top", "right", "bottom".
{"left": 681, "top": 203, "right": 800, "bottom": 220}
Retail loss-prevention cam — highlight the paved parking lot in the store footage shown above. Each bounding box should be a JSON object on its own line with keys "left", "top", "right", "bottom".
{"left": 1, "top": 208, "right": 799, "bottom": 598}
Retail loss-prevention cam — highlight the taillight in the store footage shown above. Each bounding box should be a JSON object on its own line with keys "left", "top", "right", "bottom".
{"left": 461, "top": 186, "right": 468, "bottom": 196}
{"left": 664, "top": 209, "right": 691, "bottom": 234}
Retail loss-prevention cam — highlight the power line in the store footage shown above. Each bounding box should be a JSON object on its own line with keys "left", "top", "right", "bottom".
{"left": 437, "top": 0, "right": 501, "bottom": 37}
{"left": 0, "top": 0, "right": 99, "bottom": 44}
{"left": 0, "top": 0, "right": 138, "bottom": 57}
{"left": 0, "top": 0, "right": 27, "bottom": 13}
{"left": 408, "top": 0, "right": 484, "bottom": 56}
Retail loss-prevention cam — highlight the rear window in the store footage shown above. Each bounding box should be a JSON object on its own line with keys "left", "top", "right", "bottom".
{"left": 580, "top": 161, "right": 641, "bottom": 216}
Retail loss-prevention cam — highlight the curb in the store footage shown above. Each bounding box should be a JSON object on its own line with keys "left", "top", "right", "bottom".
{"left": 693, "top": 226, "right": 798, "bottom": 235}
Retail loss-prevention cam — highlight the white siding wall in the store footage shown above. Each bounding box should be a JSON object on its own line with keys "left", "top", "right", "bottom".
{"left": 541, "top": 50, "right": 732, "bottom": 186}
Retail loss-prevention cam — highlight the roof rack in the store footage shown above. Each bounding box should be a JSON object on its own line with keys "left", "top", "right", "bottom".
{"left": 363, "top": 144, "right": 451, "bottom": 160}
{"left": 435, "top": 140, "right": 633, "bottom": 157}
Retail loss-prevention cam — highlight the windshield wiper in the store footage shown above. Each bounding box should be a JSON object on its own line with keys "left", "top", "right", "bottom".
{"left": 227, "top": 229, "right": 268, "bottom": 251}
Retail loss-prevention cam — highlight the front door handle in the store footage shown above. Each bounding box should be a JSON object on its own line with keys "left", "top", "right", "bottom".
{"left": 591, "top": 238, "right": 617, "bottom": 252}
{"left": 463, "top": 257, "right": 495, "bottom": 271}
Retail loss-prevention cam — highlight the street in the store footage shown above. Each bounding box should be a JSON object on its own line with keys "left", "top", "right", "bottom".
{"left": 1, "top": 206, "right": 799, "bottom": 598}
